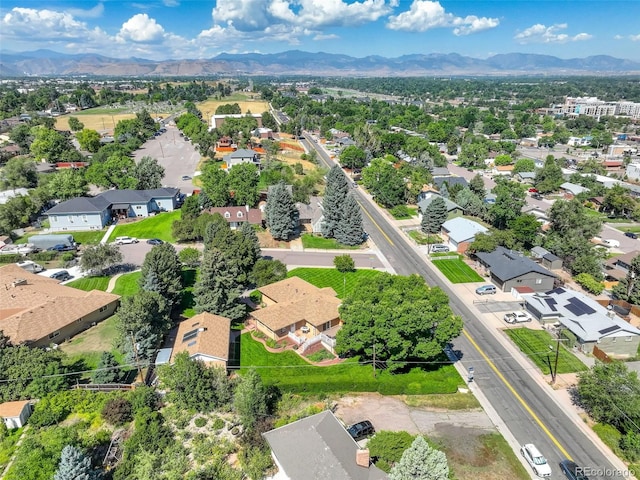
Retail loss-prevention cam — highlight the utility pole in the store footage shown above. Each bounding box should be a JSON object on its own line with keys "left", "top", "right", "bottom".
{"left": 551, "top": 339, "right": 561, "bottom": 385}
{"left": 372, "top": 343, "right": 376, "bottom": 378}
{"left": 130, "top": 333, "right": 143, "bottom": 383}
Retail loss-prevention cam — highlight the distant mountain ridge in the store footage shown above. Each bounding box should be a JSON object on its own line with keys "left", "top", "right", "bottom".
{"left": 2, "top": 49, "right": 640, "bottom": 77}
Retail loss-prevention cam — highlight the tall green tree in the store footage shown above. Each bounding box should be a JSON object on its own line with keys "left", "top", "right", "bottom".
{"left": 29, "top": 126, "right": 72, "bottom": 162}
{"left": 1, "top": 157, "right": 37, "bottom": 189}
{"left": 420, "top": 197, "right": 447, "bottom": 234}
{"left": 468, "top": 173, "right": 485, "bottom": 197}
{"left": 513, "top": 158, "right": 536, "bottom": 174}
{"left": 134, "top": 156, "right": 165, "bottom": 190}
{"left": 612, "top": 254, "right": 640, "bottom": 304}
{"left": 228, "top": 163, "right": 260, "bottom": 207}
{"left": 234, "top": 369, "right": 268, "bottom": 431}
{"left": 389, "top": 436, "right": 449, "bottom": 480}
{"left": 200, "top": 163, "right": 230, "bottom": 207}
{"left": 334, "top": 193, "right": 364, "bottom": 246}
{"left": 92, "top": 351, "right": 121, "bottom": 384}
{"left": 54, "top": 445, "right": 97, "bottom": 480}
{"left": 138, "top": 243, "right": 183, "bottom": 309}
{"left": 67, "top": 117, "right": 84, "bottom": 132}
{"left": 251, "top": 259, "right": 288, "bottom": 287}
{"left": 85, "top": 154, "right": 138, "bottom": 190}
{"left": 80, "top": 243, "right": 123, "bottom": 274}
{"left": 46, "top": 169, "right": 88, "bottom": 200}
{"left": 509, "top": 214, "right": 540, "bottom": 249}
{"left": 322, "top": 165, "right": 350, "bottom": 238}
{"left": 489, "top": 179, "right": 526, "bottom": 229}
{"left": 362, "top": 158, "right": 406, "bottom": 208}
{"left": 194, "top": 248, "right": 245, "bottom": 321}
{"left": 534, "top": 156, "right": 564, "bottom": 194}
{"left": 340, "top": 146, "right": 367, "bottom": 170}
{"left": 76, "top": 129, "right": 101, "bottom": 153}
{"left": 265, "top": 181, "right": 298, "bottom": 241}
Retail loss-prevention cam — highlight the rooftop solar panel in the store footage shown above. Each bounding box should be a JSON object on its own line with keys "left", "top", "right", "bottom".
{"left": 599, "top": 325, "right": 620, "bottom": 335}
{"left": 544, "top": 297, "right": 558, "bottom": 311}
{"left": 565, "top": 303, "right": 585, "bottom": 316}
{"left": 567, "top": 297, "right": 596, "bottom": 315}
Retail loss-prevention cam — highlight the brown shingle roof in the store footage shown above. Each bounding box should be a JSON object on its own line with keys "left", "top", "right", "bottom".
{"left": 0, "top": 264, "right": 120, "bottom": 344}
{"left": 0, "top": 400, "right": 30, "bottom": 418}
{"left": 259, "top": 276, "right": 336, "bottom": 303}
{"left": 205, "top": 206, "right": 263, "bottom": 225}
{"left": 170, "top": 312, "right": 231, "bottom": 364}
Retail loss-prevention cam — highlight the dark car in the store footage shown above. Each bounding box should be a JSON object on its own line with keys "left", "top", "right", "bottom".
{"left": 559, "top": 460, "right": 589, "bottom": 480}
{"left": 181, "top": 175, "right": 192, "bottom": 181}
{"left": 346, "top": 420, "right": 375, "bottom": 441}
{"left": 50, "top": 270, "right": 73, "bottom": 282}
{"left": 531, "top": 193, "right": 543, "bottom": 200}
{"left": 146, "top": 238, "right": 164, "bottom": 245}
{"left": 625, "top": 231, "right": 638, "bottom": 239}
{"left": 47, "top": 244, "right": 75, "bottom": 252}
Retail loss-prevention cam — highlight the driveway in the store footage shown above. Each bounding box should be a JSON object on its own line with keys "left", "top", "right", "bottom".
{"left": 133, "top": 124, "right": 201, "bottom": 194}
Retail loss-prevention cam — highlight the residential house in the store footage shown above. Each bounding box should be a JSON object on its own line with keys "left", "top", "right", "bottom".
{"left": 222, "top": 149, "right": 261, "bottom": 171}
{"left": 560, "top": 182, "right": 589, "bottom": 197}
{"left": 603, "top": 160, "right": 624, "bottom": 174}
{"left": 251, "top": 277, "right": 342, "bottom": 346}
{"left": 252, "top": 127, "right": 274, "bottom": 139}
{"left": 263, "top": 410, "right": 388, "bottom": 480}
{"left": 514, "top": 172, "right": 536, "bottom": 184}
{"left": 0, "top": 400, "right": 33, "bottom": 429}
{"left": 492, "top": 165, "right": 514, "bottom": 177}
{"left": 45, "top": 188, "right": 181, "bottom": 231}
{"left": 0, "top": 264, "right": 120, "bottom": 347}
{"left": 0, "top": 188, "right": 29, "bottom": 205}
{"left": 417, "top": 192, "right": 463, "bottom": 218}
{"left": 430, "top": 167, "right": 451, "bottom": 177}
{"left": 432, "top": 176, "right": 468, "bottom": 190}
{"left": 484, "top": 193, "right": 497, "bottom": 204}
{"left": 216, "top": 136, "right": 235, "bottom": 152}
{"left": 626, "top": 163, "right": 640, "bottom": 181}
{"left": 296, "top": 196, "right": 324, "bottom": 234}
{"left": 475, "top": 246, "right": 556, "bottom": 292}
{"left": 440, "top": 217, "right": 488, "bottom": 253}
{"left": 524, "top": 287, "right": 640, "bottom": 357}
{"left": 205, "top": 205, "right": 263, "bottom": 229}
{"left": 168, "top": 312, "right": 231, "bottom": 368}
{"left": 603, "top": 250, "right": 640, "bottom": 282}
{"left": 568, "top": 136, "right": 592, "bottom": 147}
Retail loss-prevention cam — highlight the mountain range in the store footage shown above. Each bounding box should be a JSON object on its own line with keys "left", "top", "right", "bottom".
{"left": 2, "top": 49, "right": 640, "bottom": 77}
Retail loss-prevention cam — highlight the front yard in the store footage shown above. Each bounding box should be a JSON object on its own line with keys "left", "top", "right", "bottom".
{"left": 288, "top": 267, "right": 384, "bottom": 299}
{"left": 431, "top": 256, "right": 484, "bottom": 283}
{"left": 301, "top": 234, "right": 362, "bottom": 250}
{"left": 107, "top": 210, "right": 181, "bottom": 243}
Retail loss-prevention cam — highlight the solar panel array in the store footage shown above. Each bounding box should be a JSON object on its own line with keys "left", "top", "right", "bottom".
{"left": 544, "top": 297, "right": 558, "bottom": 311}
{"left": 598, "top": 325, "right": 620, "bottom": 335}
{"left": 564, "top": 297, "right": 596, "bottom": 317}
{"left": 182, "top": 329, "right": 199, "bottom": 343}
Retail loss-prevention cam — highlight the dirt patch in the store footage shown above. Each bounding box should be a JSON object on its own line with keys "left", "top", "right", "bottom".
{"left": 256, "top": 230, "right": 291, "bottom": 249}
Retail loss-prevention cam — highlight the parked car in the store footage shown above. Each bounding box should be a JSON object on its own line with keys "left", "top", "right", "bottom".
{"left": 504, "top": 311, "right": 532, "bottom": 323}
{"left": 601, "top": 238, "right": 620, "bottom": 248}
{"left": 475, "top": 285, "right": 497, "bottom": 295}
{"left": 146, "top": 238, "right": 164, "bottom": 245}
{"left": 114, "top": 236, "right": 139, "bottom": 245}
{"left": 528, "top": 187, "right": 538, "bottom": 193}
{"left": 624, "top": 231, "right": 638, "bottom": 239}
{"left": 346, "top": 420, "right": 375, "bottom": 441}
{"left": 520, "top": 444, "right": 552, "bottom": 477}
{"left": 430, "top": 244, "right": 450, "bottom": 253}
{"left": 559, "top": 460, "right": 589, "bottom": 480}
{"left": 47, "top": 243, "right": 76, "bottom": 252}
{"left": 181, "top": 175, "right": 192, "bottom": 181}
{"left": 50, "top": 270, "right": 73, "bottom": 282}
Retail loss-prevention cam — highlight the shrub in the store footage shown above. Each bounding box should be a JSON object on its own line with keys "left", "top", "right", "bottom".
{"left": 61, "top": 252, "right": 75, "bottom": 262}
{"left": 194, "top": 417, "right": 207, "bottom": 428}
{"left": 561, "top": 328, "right": 577, "bottom": 348}
{"left": 212, "top": 417, "right": 225, "bottom": 430}
{"left": 249, "top": 290, "right": 262, "bottom": 304}
{"left": 128, "top": 386, "right": 161, "bottom": 414}
{"left": 368, "top": 431, "right": 416, "bottom": 472}
{"left": 390, "top": 205, "right": 412, "bottom": 219}
{"left": 575, "top": 273, "right": 604, "bottom": 295}
{"left": 30, "top": 251, "right": 57, "bottom": 262}
{"left": 621, "top": 431, "right": 640, "bottom": 462}
{"left": 101, "top": 397, "right": 133, "bottom": 425}
{"left": 0, "top": 254, "right": 23, "bottom": 264}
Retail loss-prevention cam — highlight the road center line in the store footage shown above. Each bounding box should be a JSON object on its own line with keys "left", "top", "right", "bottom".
{"left": 356, "top": 199, "right": 395, "bottom": 246}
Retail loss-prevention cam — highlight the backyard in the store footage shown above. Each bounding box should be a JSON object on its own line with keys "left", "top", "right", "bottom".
{"left": 59, "top": 316, "right": 124, "bottom": 371}
{"left": 504, "top": 328, "right": 588, "bottom": 375}
{"left": 432, "top": 256, "right": 485, "bottom": 283}
{"left": 288, "top": 267, "right": 384, "bottom": 299}
{"left": 67, "top": 275, "right": 110, "bottom": 292}
{"left": 15, "top": 230, "right": 105, "bottom": 245}
{"left": 107, "top": 210, "right": 181, "bottom": 243}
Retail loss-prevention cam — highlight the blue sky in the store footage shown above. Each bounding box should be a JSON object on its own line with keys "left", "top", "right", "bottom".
{"left": 1, "top": 1, "right": 639, "bottom": 61}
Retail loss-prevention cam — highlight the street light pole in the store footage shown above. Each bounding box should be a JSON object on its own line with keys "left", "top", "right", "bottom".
{"left": 552, "top": 339, "right": 561, "bottom": 385}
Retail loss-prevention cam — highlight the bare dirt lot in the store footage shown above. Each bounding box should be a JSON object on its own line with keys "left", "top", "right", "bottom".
{"left": 334, "top": 393, "right": 529, "bottom": 480}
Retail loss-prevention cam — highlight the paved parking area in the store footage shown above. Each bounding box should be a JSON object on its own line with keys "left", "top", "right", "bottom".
{"left": 474, "top": 300, "right": 524, "bottom": 313}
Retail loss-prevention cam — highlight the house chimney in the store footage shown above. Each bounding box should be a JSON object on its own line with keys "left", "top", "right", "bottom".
{"left": 356, "top": 449, "right": 370, "bottom": 468}
{"left": 13, "top": 279, "right": 27, "bottom": 287}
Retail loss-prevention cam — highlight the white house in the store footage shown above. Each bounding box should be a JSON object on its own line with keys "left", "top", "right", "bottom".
{"left": 441, "top": 217, "right": 488, "bottom": 253}
{"left": 0, "top": 400, "right": 33, "bottom": 429}
{"left": 222, "top": 149, "right": 261, "bottom": 171}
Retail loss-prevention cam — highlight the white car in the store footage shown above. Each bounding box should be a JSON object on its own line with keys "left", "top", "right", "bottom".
{"left": 114, "top": 236, "right": 139, "bottom": 245}
{"left": 520, "top": 444, "right": 552, "bottom": 477}
{"left": 503, "top": 311, "right": 532, "bottom": 324}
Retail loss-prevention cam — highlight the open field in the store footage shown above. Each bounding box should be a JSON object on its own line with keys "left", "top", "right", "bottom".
{"left": 239, "top": 333, "right": 462, "bottom": 395}
{"left": 107, "top": 210, "right": 181, "bottom": 243}
{"left": 56, "top": 112, "right": 136, "bottom": 132}
{"left": 196, "top": 96, "right": 269, "bottom": 117}
{"left": 432, "top": 257, "right": 484, "bottom": 283}
{"left": 504, "top": 328, "right": 588, "bottom": 374}
{"left": 288, "top": 267, "right": 384, "bottom": 299}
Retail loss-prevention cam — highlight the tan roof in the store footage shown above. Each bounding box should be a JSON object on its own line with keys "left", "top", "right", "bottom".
{"left": 259, "top": 276, "right": 337, "bottom": 303}
{"left": 0, "top": 400, "right": 30, "bottom": 418}
{"left": 0, "top": 264, "right": 120, "bottom": 344}
{"left": 170, "top": 312, "right": 231, "bottom": 364}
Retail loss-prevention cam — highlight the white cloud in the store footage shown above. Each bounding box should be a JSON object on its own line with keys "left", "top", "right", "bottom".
{"left": 117, "top": 14, "right": 165, "bottom": 43}
{"left": 515, "top": 24, "right": 592, "bottom": 44}
{"left": 163, "top": 0, "right": 180, "bottom": 6}
{"left": 66, "top": 3, "right": 104, "bottom": 19}
{"left": 629, "top": 34, "right": 640, "bottom": 41}
{"left": 386, "top": 0, "right": 498, "bottom": 35}
{"left": 2, "top": 7, "right": 93, "bottom": 40}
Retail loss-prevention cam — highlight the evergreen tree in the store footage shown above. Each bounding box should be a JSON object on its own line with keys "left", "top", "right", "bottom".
{"left": 92, "top": 351, "right": 121, "bottom": 384}
{"left": 389, "top": 436, "right": 449, "bottom": 480}
{"left": 469, "top": 174, "right": 485, "bottom": 197}
{"left": 322, "top": 165, "right": 350, "bottom": 238}
{"left": 265, "top": 182, "right": 298, "bottom": 241}
{"left": 420, "top": 197, "right": 448, "bottom": 234}
{"left": 194, "top": 249, "right": 245, "bottom": 321}
{"left": 240, "top": 221, "right": 261, "bottom": 261}
{"left": 54, "top": 445, "right": 97, "bottom": 480}
{"left": 138, "top": 243, "right": 183, "bottom": 310}
{"left": 438, "top": 182, "right": 449, "bottom": 199}
{"left": 334, "top": 193, "right": 365, "bottom": 246}
{"left": 234, "top": 369, "right": 268, "bottom": 431}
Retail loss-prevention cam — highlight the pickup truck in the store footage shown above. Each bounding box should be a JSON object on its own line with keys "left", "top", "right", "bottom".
{"left": 503, "top": 311, "right": 532, "bottom": 324}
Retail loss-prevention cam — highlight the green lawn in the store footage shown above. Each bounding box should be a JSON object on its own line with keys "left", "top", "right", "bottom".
{"left": 239, "top": 333, "right": 462, "bottom": 395}
{"left": 301, "top": 234, "right": 361, "bottom": 250}
{"left": 432, "top": 258, "right": 484, "bottom": 283}
{"left": 408, "top": 230, "right": 442, "bottom": 245}
{"left": 15, "top": 230, "right": 105, "bottom": 245}
{"left": 504, "top": 328, "right": 588, "bottom": 375}
{"left": 107, "top": 210, "right": 181, "bottom": 243}
{"left": 288, "top": 267, "right": 384, "bottom": 299}
{"left": 111, "top": 271, "right": 141, "bottom": 296}
{"left": 60, "top": 316, "right": 124, "bottom": 370}
{"left": 67, "top": 276, "right": 110, "bottom": 292}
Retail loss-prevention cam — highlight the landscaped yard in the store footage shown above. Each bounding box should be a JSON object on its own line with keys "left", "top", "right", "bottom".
{"left": 288, "top": 267, "right": 384, "bottom": 299}
{"left": 107, "top": 210, "right": 181, "bottom": 243}
{"left": 432, "top": 257, "right": 484, "bottom": 283}
{"left": 301, "top": 234, "right": 361, "bottom": 250}
{"left": 408, "top": 230, "right": 442, "bottom": 245}
{"left": 15, "top": 230, "right": 105, "bottom": 245}
{"left": 67, "top": 276, "right": 110, "bottom": 292}
{"left": 59, "top": 316, "right": 124, "bottom": 370}
{"left": 504, "top": 328, "right": 588, "bottom": 375}
{"left": 111, "top": 271, "right": 141, "bottom": 296}
{"left": 239, "top": 333, "right": 462, "bottom": 395}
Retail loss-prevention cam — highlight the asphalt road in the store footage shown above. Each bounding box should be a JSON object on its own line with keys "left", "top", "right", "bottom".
{"left": 301, "top": 134, "right": 622, "bottom": 479}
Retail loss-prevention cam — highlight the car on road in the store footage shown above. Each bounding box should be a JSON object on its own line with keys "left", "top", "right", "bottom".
{"left": 624, "top": 231, "right": 638, "bottom": 239}
{"left": 181, "top": 175, "right": 192, "bottom": 180}
{"left": 146, "top": 238, "right": 164, "bottom": 245}
{"left": 504, "top": 311, "right": 532, "bottom": 323}
{"left": 521, "top": 444, "right": 552, "bottom": 477}
{"left": 114, "top": 236, "right": 139, "bottom": 245}
{"left": 346, "top": 420, "right": 375, "bottom": 441}
{"left": 475, "top": 285, "right": 497, "bottom": 295}
{"left": 47, "top": 243, "right": 76, "bottom": 252}
{"left": 559, "top": 460, "right": 589, "bottom": 480}
{"left": 528, "top": 187, "right": 538, "bottom": 193}
{"left": 50, "top": 270, "right": 73, "bottom": 282}
{"left": 531, "top": 193, "right": 543, "bottom": 200}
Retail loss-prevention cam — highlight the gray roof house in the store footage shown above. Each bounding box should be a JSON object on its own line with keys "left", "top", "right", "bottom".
{"left": 524, "top": 287, "right": 640, "bottom": 358}
{"left": 433, "top": 176, "right": 468, "bottom": 189}
{"left": 530, "top": 246, "right": 563, "bottom": 270}
{"left": 45, "top": 188, "right": 181, "bottom": 232}
{"left": 560, "top": 182, "right": 589, "bottom": 196}
{"left": 430, "top": 167, "right": 450, "bottom": 177}
{"left": 222, "top": 149, "right": 261, "bottom": 171}
{"left": 475, "top": 246, "right": 556, "bottom": 292}
{"left": 515, "top": 171, "right": 536, "bottom": 183}
{"left": 297, "top": 196, "right": 324, "bottom": 234}
{"left": 441, "top": 217, "right": 488, "bottom": 253}
{"left": 263, "top": 410, "right": 388, "bottom": 480}
{"left": 417, "top": 192, "right": 463, "bottom": 217}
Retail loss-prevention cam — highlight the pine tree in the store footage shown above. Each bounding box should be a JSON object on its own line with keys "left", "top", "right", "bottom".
{"left": 54, "top": 445, "right": 97, "bottom": 480}
{"left": 438, "top": 182, "right": 449, "bottom": 199}
{"left": 389, "top": 436, "right": 449, "bottom": 480}
{"left": 234, "top": 368, "right": 267, "bottom": 431}
{"left": 240, "top": 221, "right": 261, "bottom": 261}
{"left": 421, "top": 196, "right": 448, "bottom": 234}
{"left": 265, "top": 182, "right": 298, "bottom": 241}
{"left": 321, "top": 165, "right": 350, "bottom": 238}
{"left": 138, "top": 243, "right": 183, "bottom": 309}
{"left": 334, "top": 193, "right": 364, "bottom": 246}
{"left": 92, "top": 351, "right": 121, "bottom": 384}
{"left": 194, "top": 249, "right": 246, "bottom": 321}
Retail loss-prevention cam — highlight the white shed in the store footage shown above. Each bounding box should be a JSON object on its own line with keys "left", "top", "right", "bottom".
{"left": 0, "top": 400, "right": 33, "bottom": 429}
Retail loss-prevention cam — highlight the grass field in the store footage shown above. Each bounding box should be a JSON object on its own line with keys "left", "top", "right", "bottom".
{"left": 432, "top": 257, "right": 484, "bottom": 283}
{"left": 67, "top": 276, "right": 110, "bottom": 292}
{"left": 15, "top": 230, "right": 105, "bottom": 245}
{"left": 107, "top": 210, "right": 180, "bottom": 243}
{"left": 504, "top": 328, "right": 588, "bottom": 374}
{"left": 288, "top": 267, "right": 384, "bottom": 299}
{"left": 196, "top": 96, "right": 269, "bottom": 116}
{"left": 238, "top": 333, "right": 462, "bottom": 395}
{"left": 111, "top": 271, "right": 141, "bottom": 296}
{"left": 301, "top": 234, "right": 361, "bottom": 250}
{"left": 56, "top": 112, "right": 137, "bottom": 132}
